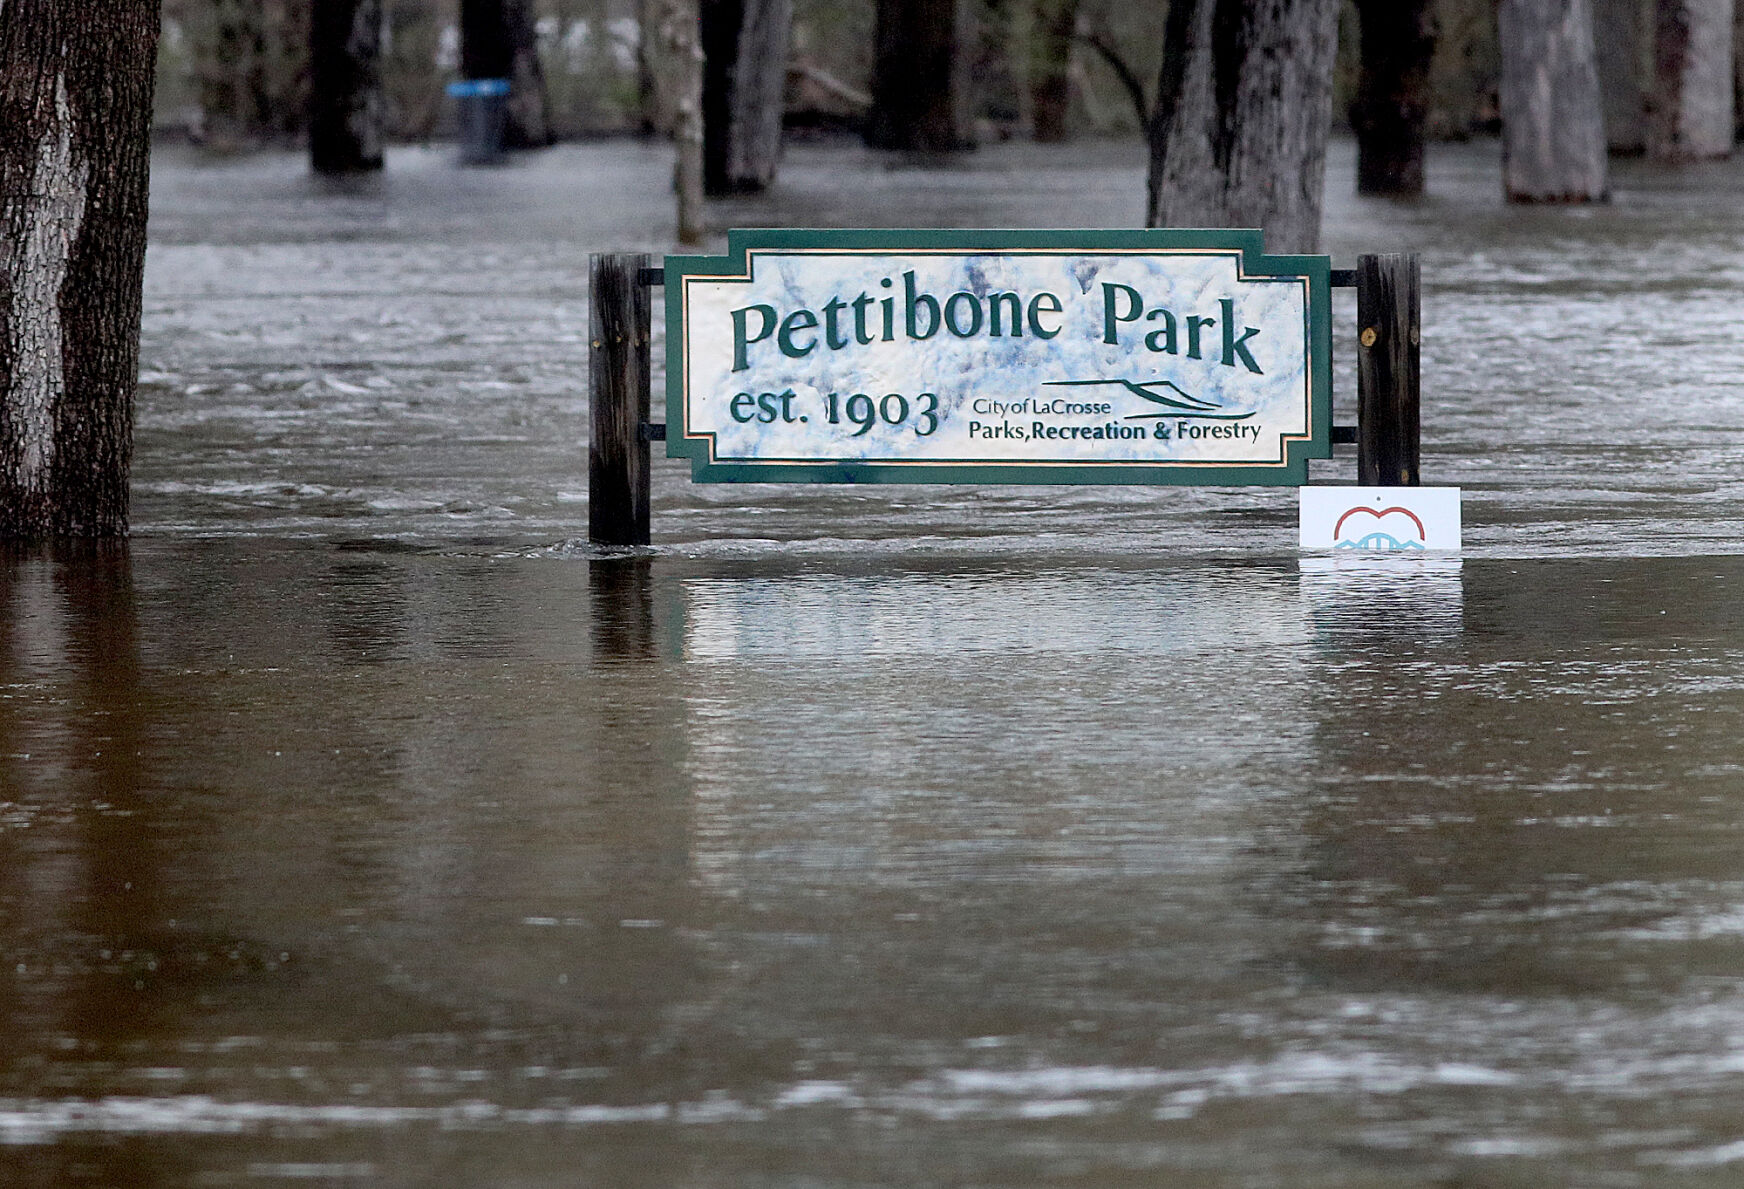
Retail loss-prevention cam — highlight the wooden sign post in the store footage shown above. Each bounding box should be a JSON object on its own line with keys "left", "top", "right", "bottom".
{"left": 588, "top": 252, "right": 653, "bottom": 547}
{"left": 1356, "top": 253, "right": 1420, "bottom": 487}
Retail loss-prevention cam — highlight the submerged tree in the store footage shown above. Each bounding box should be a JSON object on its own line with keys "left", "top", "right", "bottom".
{"left": 1349, "top": 0, "right": 1438, "bottom": 195}
{"left": 1647, "top": 0, "right": 1735, "bottom": 160}
{"left": 1145, "top": 0, "right": 1340, "bottom": 253}
{"left": 1594, "top": 0, "right": 1650, "bottom": 152}
{"left": 867, "top": 0, "right": 974, "bottom": 150}
{"left": 193, "top": 0, "right": 270, "bottom": 149}
{"left": 309, "top": 0, "right": 385, "bottom": 173}
{"left": 1030, "top": 0, "right": 1081, "bottom": 143}
{"left": 0, "top": 0, "right": 161, "bottom": 537}
{"left": 186, "top": 0, "right": 312, "bottom": 147}
{"left": 648, "top": 0, "right": 706, "bottom": 241}
{"left": 460, "top": 0, "right": 553, "bottom": 148}
{"left": 701, "top": 0, "right": 793, "bottom": 193}
{"left": 1496, "top": 0, "right": 1608, "bottom": 201}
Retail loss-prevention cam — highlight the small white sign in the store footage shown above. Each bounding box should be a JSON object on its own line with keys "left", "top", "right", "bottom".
{"left": 1299, "top": 486, "right": 1462, "bottom": 552}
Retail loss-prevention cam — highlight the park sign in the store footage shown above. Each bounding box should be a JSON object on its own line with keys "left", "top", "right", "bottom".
{"left": 664, "top": 229, "right": 1334, "bottom": 485}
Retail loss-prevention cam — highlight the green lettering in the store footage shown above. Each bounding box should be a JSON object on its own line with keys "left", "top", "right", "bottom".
{"left": 1029, "top": 292, "right": 1063, "bottom": 339}
{"left": 944, "top": 292, "right": 983, "bottom": 337}
{"left": 904, "top": 271, "right": 940, "bottom": 339}
{"left": 851, "top": 293, "right": 876, "bottom": 344}
{"left": 1219, "top": 298, "right": 1262, "bottom": 373}
{"left": 779, "top": 309, "right": 819, "bottom": 359}
{"left": 1186, "top": 314, "right": 1215, "bottom": 360}
{"left": 822, "top": 297, "right": 849, "bottom": 350}
{"left": 1144, "top": 308, "right": 1178, "bottom": 354}
{"left": 1102, "top": 283, "right": 1142, "bottom": 344}
{"left": 731, "top": 304, "right": 777, "bottom": 372}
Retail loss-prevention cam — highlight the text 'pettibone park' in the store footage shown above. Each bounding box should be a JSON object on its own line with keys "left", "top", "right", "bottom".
{"left": 730, "top": 273, "right": 1266, "bottom": 375}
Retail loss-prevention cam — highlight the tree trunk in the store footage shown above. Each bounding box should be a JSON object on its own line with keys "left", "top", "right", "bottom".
{"left": 702, "top": 0, "right": 793, "bottom": 194}
{"left": 1145, "top": 0, "right": 1339, "bottom": 254}
{"left": 193, "top": 0, "right": 312, "bottom": 146}
{"left": 1497, "top": 0, "right": 1609, "bottom": 201}
{"left": 637, "top": 0, "right": 660, "bottom": 136}
{"left": 385, "top": 0, "right": 447, "bottom": 140}
{"left": 652, "top": 0, "right": 706, "bottom": 241}
{"left": 1030, "top": 0, "right": 1079, "bottom": 142}
{"left": 0, "top": 0, "right": 160, "bottom": 539}
{"left": 460, "top": 0, "right": 553, "bottom": 148}
{"left": 867, "top": 0, "right": 974, "bottom": 150}
{"left": 309, "top": 0, "right": 384, "bottom": 174}
{"left": 1736, "top": 0, "right": 1744, "bottom": 142}
{"left": 1649, "top": 0, "right": 1736, "bottom": 159}
{"left": 1350, "top": 0, "right": 1437, "bottom": 195}
{"left": 1595, "top": 0, "right": 1650, "bottom": 151}
{"left": 268, "top": 0, "right": 313, "bottom": 140}
{"left": 194, "top": 0, "right": 271, "bottom": 149}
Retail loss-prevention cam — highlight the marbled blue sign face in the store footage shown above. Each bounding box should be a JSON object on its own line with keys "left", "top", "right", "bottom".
{"left": 665, "top": 230, "right": 1333, "bottom": 485}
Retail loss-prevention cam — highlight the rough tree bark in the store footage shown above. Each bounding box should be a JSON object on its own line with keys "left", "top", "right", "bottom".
{"left": 1595, "top": 0, "right": 1650, "bottom": 152}
{"left": 460, "top": 0, "right": 553, "bottom": 148}
{"left": 1350, "top": 0, "right": 1437, "bottom": 195}
{"left": 867, "top": 0, "right": 974, "bottom": 150}
{"left": 701, "top": 0, "right": 793, "bottom": 193}
{"left": 1497, "top": 0, "right": 1608, "bottom": 201}
{"left": 309, "top": 0, "right": 384, "bottom": 173}
{"left": 1030, "top": 0, "right": 1080, "bottom": 142}
{"left": 1648, "top": 0, "right": 1735, "bottom": 160}
{"left": 0, "top": 0, "right": 160, "bottom": 539}
{"left": 1145, "top": 0, "right": 1339, "bottom": 254}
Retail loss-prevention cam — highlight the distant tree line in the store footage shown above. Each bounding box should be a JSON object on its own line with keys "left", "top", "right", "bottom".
{"left": 152, "top": 0, "right": 1744, "bottom": 149}
{"left": 149, "top": 1, "right": 1743, "bottom": 203}
{"left": 142, "top": 0, "right": 1534, "bottom": 150}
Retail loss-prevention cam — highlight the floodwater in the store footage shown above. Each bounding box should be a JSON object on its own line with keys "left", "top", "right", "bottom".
{"left": 6, "top": 137, "right": 1744, "bottom": 1187}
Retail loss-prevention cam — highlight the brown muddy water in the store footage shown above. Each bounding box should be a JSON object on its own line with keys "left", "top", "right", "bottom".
{"left": 6, "top": 137, "right": 1744, "bottom": 1187}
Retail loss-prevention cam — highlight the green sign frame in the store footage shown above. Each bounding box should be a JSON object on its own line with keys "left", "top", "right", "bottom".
{"left": 665, "top": 228, "right": 1334, "bottom": 485}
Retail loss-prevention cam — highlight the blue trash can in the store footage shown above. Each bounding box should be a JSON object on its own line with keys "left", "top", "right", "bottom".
{"left": 448, "top": 78, "right": 511, "bottom": 165}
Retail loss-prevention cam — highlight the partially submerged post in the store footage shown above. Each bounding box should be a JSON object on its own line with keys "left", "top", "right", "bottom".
{"left": 1356, "top": 254, "right": 1421, "bottom": 487}
{"left": 588, "top": 254, "right": 653, "bottom": 547}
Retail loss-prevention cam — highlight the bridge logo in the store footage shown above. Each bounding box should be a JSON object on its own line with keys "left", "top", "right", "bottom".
{"left": 1333, "top": 505, "right": 1426, "bottom": 551}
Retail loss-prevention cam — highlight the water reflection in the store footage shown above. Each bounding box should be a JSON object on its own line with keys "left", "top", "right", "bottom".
{"left": 9, "top": 546, "right": 1744, "bottom": 1180}
{"left": 1299, "top": 555, "right": 1466, "bottom": 649}
{"left": 589, "top": 557, "right": 657, "bottom": 661}
{"left": 1, "top": 546, "right": 175, "bottom": 1188}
